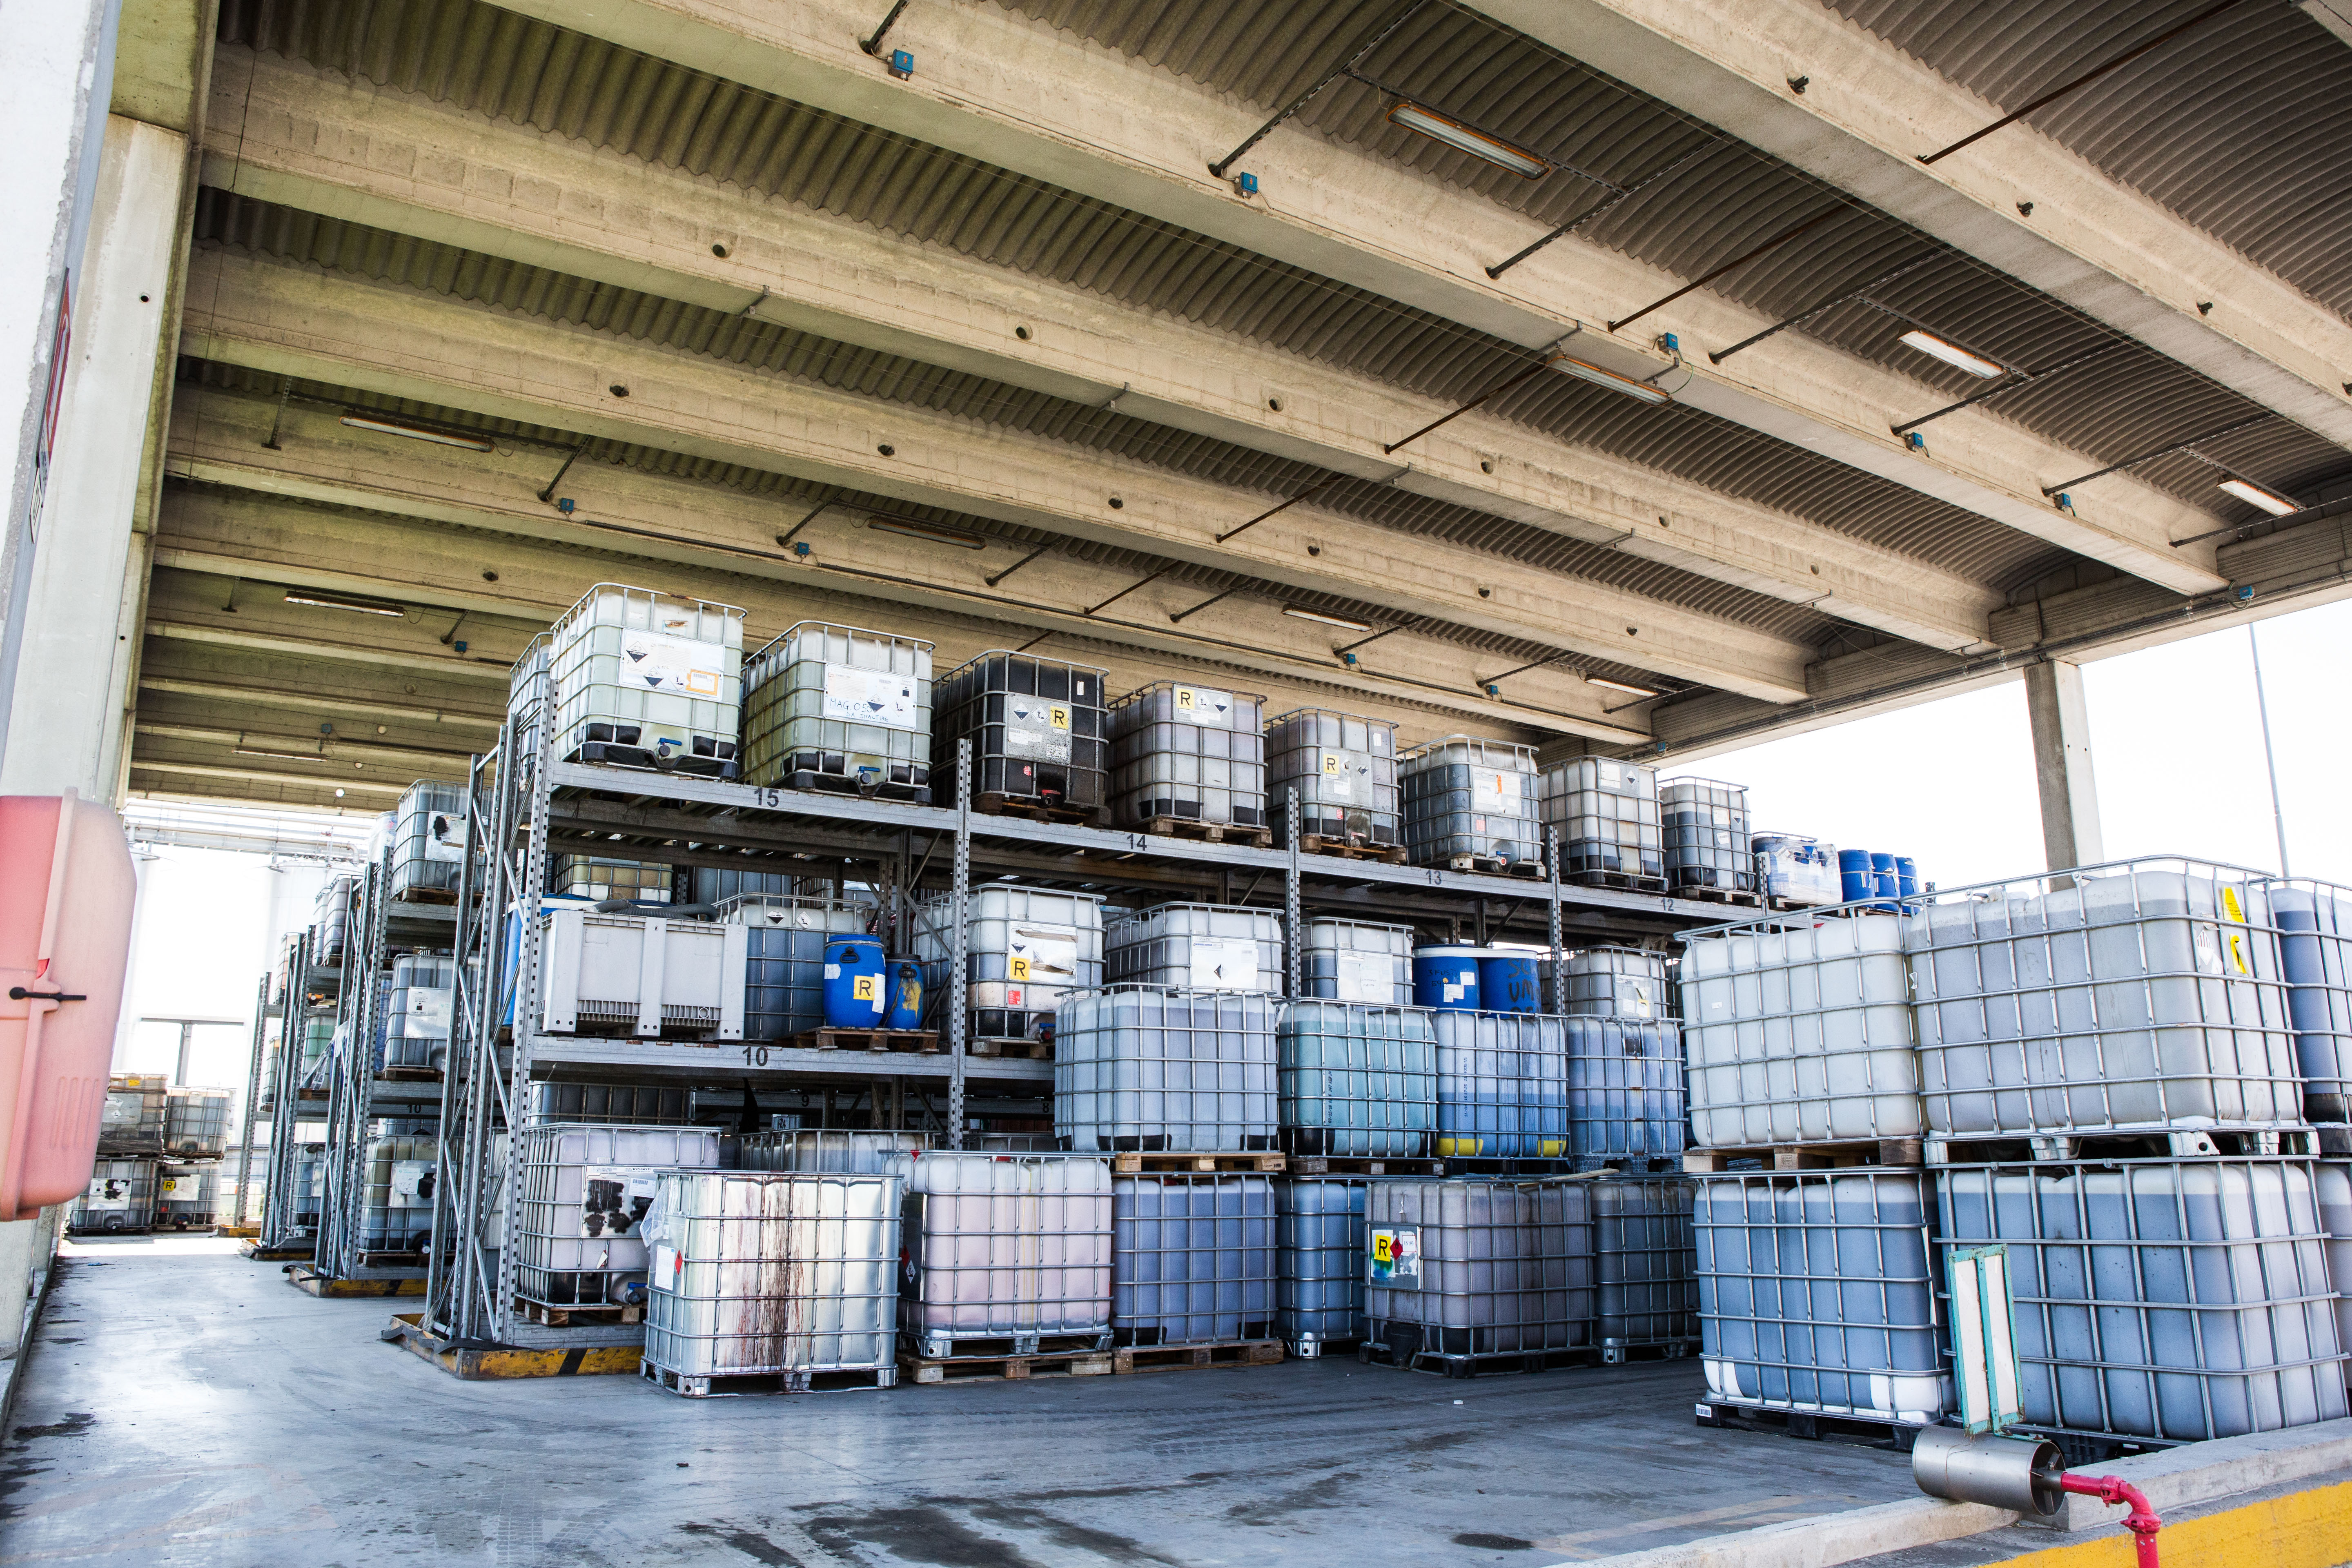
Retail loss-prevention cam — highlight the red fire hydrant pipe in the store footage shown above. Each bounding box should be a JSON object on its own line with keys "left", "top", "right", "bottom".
{"left": 2059, "top": 1472, "right": 2163, "bottom": 1568}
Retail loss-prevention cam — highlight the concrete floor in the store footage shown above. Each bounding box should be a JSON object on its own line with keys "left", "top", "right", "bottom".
{"left": 0, "top": 1238, "right": 1925, "bottom": 1568}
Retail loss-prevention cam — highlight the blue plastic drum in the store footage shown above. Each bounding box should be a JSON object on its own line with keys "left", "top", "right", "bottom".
{"left": 1412, "top": 946, "right": 1483, "bottom": 1011}
{"left": 885, "top": 961, "right": 924, "bottom": 1031}
{"left": 1838, "top": 848, "right": 1876, "bottom": 906}
{"left": 1870, "top": 851, "right": 1899, "bottom": 911}
{"left": 1477, "top": 951, "right": 1541, "bottom": 1013}
{"left": 1894, "top": 855, "right": 1920, "bottom": 906}
{"left": 822, "top": 936, "right": 887, "bottom": 1027}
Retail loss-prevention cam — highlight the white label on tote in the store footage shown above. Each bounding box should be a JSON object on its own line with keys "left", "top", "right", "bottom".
{"left": 390, "top": 1161, "right": 434, "bottom": 1203}
{"left": 406, "top": 988, "right": 452, "bottom": 1029}
{"left": 1471, "top": 768, "right": 1522, "bottom": 806}
{"left": 1188, "top": 938, "right": 1259, "bottom": 991}
{"left": 581, "top": 1167, "right": 659, "bottom": 1238}
{"left": 1004, "top": 698, "right": 1073, "bottom": 762}
{"left": 1174, "top": 686, "right": 1232, "bottom": 726}
{"left": 423, "top": 811, "right": 469, "bottom": 863}
{"left": 158, "top": 1174, "right": 201, "bottom": 1199}
{"left": 1007, "top": 924, "right": 1080, "bottom": 985}
{"left": 823, "top": 665, "right": 919, "bottom": 730}
{"left": 620, "top": 630, "right": 726, "bottom": 697}
{"left": 1597, "top": 762, "right": 1620, "bottom": 787}
{"left": 651, "top": 1244, "right": 682, "bottom": 1290}
{"left": 1334, "top": 952, "right": 1389, "bottom": 1003}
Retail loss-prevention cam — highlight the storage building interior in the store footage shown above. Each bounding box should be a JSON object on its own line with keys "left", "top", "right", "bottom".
{"left": 6, "top": 0, "right": 2352, "bottom": 1564}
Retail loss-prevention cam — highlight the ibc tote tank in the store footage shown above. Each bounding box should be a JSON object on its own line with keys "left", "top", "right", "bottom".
{"left": 931, "top": 650, "right": 1109, "bottom": 817}
{"left": 1399, "top": 736, "right": 1540, "bottom": 869}
{"left": 1109, "top": 682, "right": 1267, "bottom": 831}
{"left": 1264, "top": 708, "right": 1399, "bottom": 846}
{"left": 740, "top": 621, "right": 934, "bottom": 800}
{"left": 547, "top": 584, "right": 745, "bottom": 776}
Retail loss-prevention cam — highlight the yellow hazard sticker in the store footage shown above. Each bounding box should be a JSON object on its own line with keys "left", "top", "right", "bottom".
{"left": 1009, "top": 956, "right": 1031, "bottom": 981}
{"left": 853, "top": 975, "right": 878, "bottom": 1001}
{"left": 1322, "top": 753, "right": 1341, "bottom": 775}
{"left": 1175, "top": 687, "right": 1195, "bottom": 709}
{"left": 1048, "top": 705, "right": 1069, "bottom": 729}
{"left": 2222, "top": 886, "right": 2246, "bottom": 924}
{"left": 2227, "top": 933, "right": 2250, "bottom": 975}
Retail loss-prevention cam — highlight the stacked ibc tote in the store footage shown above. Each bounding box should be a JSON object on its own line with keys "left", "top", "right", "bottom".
{"left": 1682, "top": 856, "right": 2351, "bottom": 1457}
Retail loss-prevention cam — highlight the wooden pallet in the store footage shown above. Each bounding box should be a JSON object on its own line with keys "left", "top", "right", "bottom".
{"left": 640, "top": 1361, "right": 896, "bottom": 1397}
{"left": 969, "top": 1037, "right": 1052, "bottom": 1060}
{"left": 975, "top": 792, "right": 1106, "bottom": 826}
{"left": 1112, "top": 1339, "right": 1284, "bottom": 1374}
{"left": 1565, "top": 869, "right": 1668, "bottom": 893}
{"left": 1300, "top": 834, "right": 1407, "bottom": 864}
{"left": 1282, "top": 1154, "right": 1441, "bottom": 1177}
{"left": 1669, "top": 883, "right": 1764, "bottom": 907}
{"left": 386, "top": 887, "right": 459, "bottom": 906}
{"left": 900, "top": 1345, "right": 1115, "bottom": 1384}
{"left": 382, "top": 1313, "right": 639, "bottom": 1381}
{"left": 1110, "top": 1150, "right": 1285, "bottom": 1174}
{"left": 1682, "top": 1138, "right": 1922, "bottom": 1173}
{"left": 792, "top": 1027, "right": 942, "bottom": 1054}
{"left": 767, "top": 768, "right": 931, "bottom": 806}
{"left": 378, "top": 1065, "right": 444, "bottom": 1082}
{"left": 1923, "top": 1126, "right": 2314, "bottom": 1166}
{"left": 1127, "top": 815, "right": 1274, "bottom": 848}
{"left": 515, "top": 1296, "right": 642, "bottom": 1328}
{"left": 568, "top": 742, "right": 739, "bottom": 780}
{"left": 1439, "top": 853, "right": 1544, "bottom": 878}
{"left": 1697, "top": 1399, "right": 1924, "bottom": 1452}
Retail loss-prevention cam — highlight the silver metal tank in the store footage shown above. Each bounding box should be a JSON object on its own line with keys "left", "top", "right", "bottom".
{"left": 640, "top": 1170, "right": 901, "bottom": 1389}
{"left": 1693, "top": 1169, "right": 1949, "bottom": 1425}
{"left": 898, "top": 1152, "right": 1113, "bottom": 1357}
{"left": 1055, "top": 987, "right": 1277, "bottom": 1153}
{"left": 1112, "top": 1174, "right": 1276, "bottom": 1345}
{"left": 1935, "top": 1156, "right": 2348, "bottom": 1441}
{"left": 1276, "top": 1000, "right": 1437, "bottom": 1158}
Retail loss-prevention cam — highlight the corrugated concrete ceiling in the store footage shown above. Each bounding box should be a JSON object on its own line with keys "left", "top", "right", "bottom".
{"left": 214, "top": 0, "right": 2090, "bottom": 585}
{"left": 1832, "top": 0, "right": 2352, "bottom": 323}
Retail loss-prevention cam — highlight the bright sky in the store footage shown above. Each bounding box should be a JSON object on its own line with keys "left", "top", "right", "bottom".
{"left": 1668, "top": 596, "right": 2352, "bottom": 895}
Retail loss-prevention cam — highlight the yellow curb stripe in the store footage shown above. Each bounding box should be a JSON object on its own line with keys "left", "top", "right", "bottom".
{"left": 1986, "top": 1478, "right": 2352, "bottom": 1568}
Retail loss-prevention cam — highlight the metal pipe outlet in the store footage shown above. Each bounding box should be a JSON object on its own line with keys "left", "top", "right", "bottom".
{"left": 1912, "top": 1428, "right": 2164, "bottom": 1566}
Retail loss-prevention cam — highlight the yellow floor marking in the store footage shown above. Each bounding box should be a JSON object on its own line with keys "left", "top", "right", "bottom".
{"left": 1986, "top": 1477, "right": 2352, "bottom": 1568}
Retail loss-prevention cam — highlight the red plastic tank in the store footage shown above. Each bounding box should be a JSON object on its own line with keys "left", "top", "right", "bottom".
{"left": 0, "top": 793, "right": 136, "bottom": 1219}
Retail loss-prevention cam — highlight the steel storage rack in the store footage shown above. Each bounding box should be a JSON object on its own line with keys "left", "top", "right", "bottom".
{"left": 408, "top": 645, "right": 1719, "bottom": 1372}
{"left": 310, "top": 827, "right": 463, "bottom": 1287}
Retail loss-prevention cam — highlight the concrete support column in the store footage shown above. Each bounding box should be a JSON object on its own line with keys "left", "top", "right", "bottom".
{"left": 1, "top": 114, "right": 187, "bottom": 799}
{"left": 2024, "top": 659, "right": 2104, "bottom": 875}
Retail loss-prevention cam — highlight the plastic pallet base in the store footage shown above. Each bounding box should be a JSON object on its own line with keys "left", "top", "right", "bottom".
{"left": 1695, "top": 1400, "right": 1925, "bottom": 1451}
{"left": 639, "top": 1360, "right": 897, "bottom": 1397}
{"left": 572, "top": 743, "right": 740, "bottom": 780}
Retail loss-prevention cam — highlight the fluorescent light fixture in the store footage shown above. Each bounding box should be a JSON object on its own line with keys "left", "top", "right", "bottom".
{"left": 866, "top": 513, "right": 985, "bottom": 549}
{"left": 284, "top": 590, "right": 407, "bottom": 617}
{"left": 2219, "top": 477, "right": 2301, "bottom": 517}
{"left": 1898, "top": 329, "right": 2004, "bottom": 379}
{"left": 1585, "top": 674, "right": 1659, "bottom": 698}
{"left": 338, "top": 414, "right": 496, "bottom": 452}
{"left": 1283, "top": 606, "right": 1373, "bottom": 633}
{"left": 234, "top": 744, "right": 325, "bottom": 762}
{"left": 1386, "top": 101, "right": 1550, "bottom": 180}
{"left": 1554, "top": 355, "right": 1673, "bottom": 406}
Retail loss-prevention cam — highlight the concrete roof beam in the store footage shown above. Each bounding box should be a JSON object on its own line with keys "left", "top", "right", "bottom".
{"left": 177, "top": 245, "right": 1816, "bottom": 703}
{"left": 200, "top": 49, "right": 2002, "bottom": 652}
{"left": 484, "top": 0, "right": 2230, "bottom": 592}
